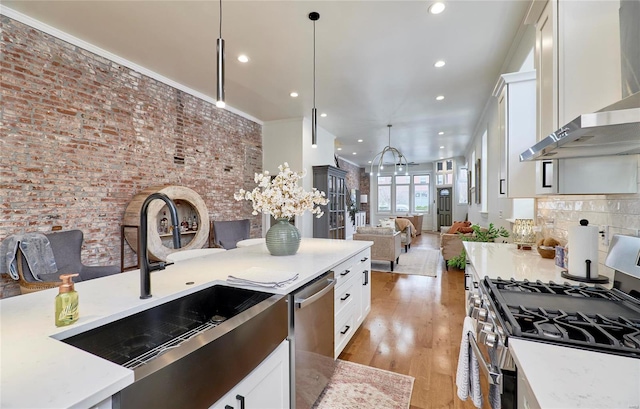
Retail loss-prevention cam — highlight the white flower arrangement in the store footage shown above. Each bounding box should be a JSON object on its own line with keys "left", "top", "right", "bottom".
{"left": 234, "top": 163, "right": 329, "bottom": 220}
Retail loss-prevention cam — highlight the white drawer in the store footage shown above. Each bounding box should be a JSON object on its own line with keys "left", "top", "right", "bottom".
{"left": 334, "top": 272, "right": 357, "bottom": 317}
{"left": 334, "top": 303, "right": 356, "bottom": 358}
{"left": 334, "top": 258, "right": 357, "bottom": 288}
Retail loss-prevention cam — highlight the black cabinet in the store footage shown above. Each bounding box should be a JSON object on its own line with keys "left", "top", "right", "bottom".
{"left": 313, "top": 165, "right": 347, "bottom": 239}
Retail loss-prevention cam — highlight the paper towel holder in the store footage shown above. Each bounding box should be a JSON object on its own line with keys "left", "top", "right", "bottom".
{"left": 561, "top": 219, "right": 610, "bottom": 283}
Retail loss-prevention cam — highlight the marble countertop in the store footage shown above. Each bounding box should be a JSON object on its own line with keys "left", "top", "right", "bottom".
{"left": 509, "top": 338, "right": 640, "bottom": 409}
{"left": 0, "top": 238, "right": 371, "bottom": 409}
{"left": 464, "top": 242, "right": 638, "bottom": 408}
{"left": 463, "top": 241, "right": 614, "bottom": 287}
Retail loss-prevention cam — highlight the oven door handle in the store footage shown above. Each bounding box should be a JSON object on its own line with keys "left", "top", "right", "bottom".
{"left": 468, "top": 334, "right": 503, "bottom": 392}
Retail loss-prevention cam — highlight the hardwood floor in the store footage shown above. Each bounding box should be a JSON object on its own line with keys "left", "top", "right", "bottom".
{"left": 339, "top": 232, "right": 480, "bottom": 409}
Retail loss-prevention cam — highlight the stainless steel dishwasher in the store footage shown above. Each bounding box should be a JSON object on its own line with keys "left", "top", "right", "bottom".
{"left": 288, "top": 270, "right": 336, "bottom": 409}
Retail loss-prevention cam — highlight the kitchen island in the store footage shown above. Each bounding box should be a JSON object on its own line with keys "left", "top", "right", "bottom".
{"left": 0, "top": 238, "right": 371, "bottom": 409}
{"left": 464, "top": 242, "right": 640, "bottom": 409}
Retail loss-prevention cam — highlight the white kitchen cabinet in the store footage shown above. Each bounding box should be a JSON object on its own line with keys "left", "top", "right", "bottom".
{"left": 332, "top": 248, "right": 371, "bottom": 358}
{"left": 210, "top": 341, "right": 289, "bottom": 409}
{"left": 495, "top": 71, "right": 537, "bottom": 198}
{"left": 528, "top": 0, "right": 635, "bottom": 195}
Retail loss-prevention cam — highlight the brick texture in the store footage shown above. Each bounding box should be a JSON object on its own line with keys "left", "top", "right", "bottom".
{"left": 0, "top": 17, "right": 262, "bottom": 298}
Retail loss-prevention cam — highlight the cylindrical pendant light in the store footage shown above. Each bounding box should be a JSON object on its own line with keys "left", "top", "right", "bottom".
{"left": 216, "top": 0, "right": 225, "bottom": 108}
{"left": 309, "top": 12, "right": 320, "bottom": 148}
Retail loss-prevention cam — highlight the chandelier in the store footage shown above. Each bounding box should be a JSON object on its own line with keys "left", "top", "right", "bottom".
{"left": 369, "top": 124, "right": 409, "bottom": 176}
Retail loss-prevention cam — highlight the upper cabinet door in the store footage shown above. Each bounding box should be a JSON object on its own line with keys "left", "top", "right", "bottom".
{"left": 557, "top": 0, "right": 622, "bottom": 124}
{"left": 528, "top": 0, "right": 636, "bottom": 195}
{"left": 533, "top": 0, "right": 559, "bottom": 194}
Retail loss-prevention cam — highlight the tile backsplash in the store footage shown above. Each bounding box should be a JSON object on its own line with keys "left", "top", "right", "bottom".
{"left": 537, "top": 190, "right": 640, "bottom": 279}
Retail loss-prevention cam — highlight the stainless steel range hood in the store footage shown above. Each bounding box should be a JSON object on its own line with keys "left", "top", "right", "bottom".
{"left": 520, "top": 91, "right": 640, "bottom": 161}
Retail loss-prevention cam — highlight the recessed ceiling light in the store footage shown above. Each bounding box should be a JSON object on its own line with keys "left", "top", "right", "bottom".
{"left": 337, "top": 148, "right": 342, "bottom": 151}
{"left": 429, "top": 2, "right": 446, "bottom": 14}
{"left": 352, "top": 152, "right": 357, "bottom": 155}
{"left": 357, "top": 139, "right": 363, "bottom": 143}
{"left": 320, "top": 113, "right": 327, "bottom": 117}
{"left": 368, "top": 160, "right": 372, "bottom": 164}
{"left": 238, "top": 54, "right": 249, "bottom": 63}
{"left": 436, "top": 95, "right": 445, "bottom": 101}
{"left": 434, "top": 60, "right": 446, "bottom": 68}
{"left": 440, "top": 146, "right": 445, "bottom": 149}
{"left": 290, "top": 92, "right": 299, "bottom": 98}
{"left": 438, "top": 131, "right": 444, "bottom": 135}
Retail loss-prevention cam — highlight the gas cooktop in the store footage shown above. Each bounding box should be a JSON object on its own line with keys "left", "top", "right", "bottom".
{"left": 484, "top": 277, "right": 640, "bottom": 358}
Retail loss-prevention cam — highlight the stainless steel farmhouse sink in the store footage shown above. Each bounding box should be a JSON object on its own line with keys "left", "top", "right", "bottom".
{"left": 62, "top": 285, "right": 287, "bottom": 409}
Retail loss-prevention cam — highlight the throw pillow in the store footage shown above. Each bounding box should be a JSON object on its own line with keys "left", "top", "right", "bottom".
{"left": 458, "top": 226, "right": 474, "bottom": 234}
{"left": 447, "top": 221, "right": 471, "bottom": 234}
{"left": 379, "top": 218, "right": 396, "bottom": 230}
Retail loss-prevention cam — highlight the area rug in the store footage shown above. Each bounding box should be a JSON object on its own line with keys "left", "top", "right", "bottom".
{"left": 313, "top": 360, "right": 414, "bottom": 409}
{"left": 370, "top": 248, "right": 440, "bottom": 277}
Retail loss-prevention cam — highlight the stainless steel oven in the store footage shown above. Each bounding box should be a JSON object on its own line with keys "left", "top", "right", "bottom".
{"left": 465, "top": 234, "right": 640, "bottom": 409}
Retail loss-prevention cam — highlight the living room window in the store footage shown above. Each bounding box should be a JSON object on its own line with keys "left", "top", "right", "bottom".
{"left": 376, "top": 174, "right": 431, "bottom": 214}
{"left": 377, "top": 176, "right": 392, "bottom": 212}
{"left": 413, "top": 174, "right": 430, "bottom": 213}
{"left": 395, "top": 175, "right": 410, "bottom": 213}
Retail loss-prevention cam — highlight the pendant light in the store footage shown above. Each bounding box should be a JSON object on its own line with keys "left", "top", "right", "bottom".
{"left": 216, "top": 0, "right": 225, "bottom": 108}
{"left": 369, "top": 125, "right": 409, "bottom": 177}
{"left": 309, "top": 12, "right": 320, "bottom": 148}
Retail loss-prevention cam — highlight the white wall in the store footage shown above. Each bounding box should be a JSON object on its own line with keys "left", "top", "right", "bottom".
{"left": 263, "top": 118, "right": 336, "bottom": 238}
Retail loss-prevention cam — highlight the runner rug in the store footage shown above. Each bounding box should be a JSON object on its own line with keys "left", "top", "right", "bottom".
{"left": 370, "top": 248, "right": 440, "bottom": 277}
{"left": 313, "top": 360, "right": 414, "bottom": 409}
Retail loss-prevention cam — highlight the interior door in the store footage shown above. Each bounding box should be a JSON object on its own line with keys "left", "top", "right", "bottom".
{"left": 437, "top": 188, "right": 452, "bottom": 230}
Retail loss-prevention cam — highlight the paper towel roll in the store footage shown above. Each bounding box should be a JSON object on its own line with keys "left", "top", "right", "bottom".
{"left": 568, "top": 220, "right": 599, "bottom": 278}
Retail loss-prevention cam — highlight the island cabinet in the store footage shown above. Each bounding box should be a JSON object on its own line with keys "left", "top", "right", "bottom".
{"left": 494, "top": 71, "right": 537, "bottom": 198}
{"left": 210, "top": 341, "right": 289, "bottom": 409}
{"left": 332, "top": 248, "right": 371, "bottom": 359}
{"left": 527, "top": 0, "right": 636, "bottom": 195}
{"left": 313, "top": 165, "right": 347, "bottom": 239}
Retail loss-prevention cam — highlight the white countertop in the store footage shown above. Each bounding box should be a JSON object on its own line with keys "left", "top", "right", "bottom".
{"left": 509, "top": 338, "right": 640, "bottom": 409}
{"left": 464, "top": 242, "right": 638, "bottom": 408}
{"left": 0, "top": 238, "right": 371, "bottom": 409}
{"left": 463, "top": 241, "right": 614, "bottom": 287}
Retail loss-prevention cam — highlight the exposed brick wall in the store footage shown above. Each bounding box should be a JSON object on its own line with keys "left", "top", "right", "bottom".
{"left": 336, "top": 156, "right": 360, "bottom": 196}
{"left": 359, "top": 168, "right": 371, "bottom": 224}
{"left": 0, "top": 17, "right": 262, "bottom": 298}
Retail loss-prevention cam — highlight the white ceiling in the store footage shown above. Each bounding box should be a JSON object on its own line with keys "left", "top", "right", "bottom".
{"left": 3, "top": 0, "right": 531, "bottom": 167}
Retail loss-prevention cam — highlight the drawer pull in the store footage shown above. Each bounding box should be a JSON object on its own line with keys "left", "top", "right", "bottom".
{"left": 340, "top": 269, "right": 351, "bottom": 276}
{"left": 363, "top": 270, "right": 369, "bottom": 286}
{"left": 340, "top": 325, "right": 351, "bottom": 335}
{"left": 361, "top": 257, "right": 369, "bottom": 262}
{"left": 225, "top": 406, "right": 233, "bottom": 409}
{"left": 340, "top": 293, "right": 351, "bottom": 301}
{"left": 236, "top": 395, "right": 245, "bottom": 409}
{"left": 464, "top": 273, "right": 470, "bottom": 291}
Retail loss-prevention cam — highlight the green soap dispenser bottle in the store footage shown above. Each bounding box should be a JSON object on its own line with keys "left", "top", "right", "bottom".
{"left": 55, "top": 273, "right": 79, "bottom": 327}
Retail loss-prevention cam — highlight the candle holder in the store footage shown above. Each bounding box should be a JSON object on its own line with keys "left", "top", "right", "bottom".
{"left": 513, "top": 219, "right": 535, "bottom": 250}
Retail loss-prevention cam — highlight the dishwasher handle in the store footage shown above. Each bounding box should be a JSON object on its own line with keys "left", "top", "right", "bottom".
{"left": 295, "top": 278, "right": 336, "bottom": 309}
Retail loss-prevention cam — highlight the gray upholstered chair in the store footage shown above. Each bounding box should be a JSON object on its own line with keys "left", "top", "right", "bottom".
{"left": 210, "top": 219, "right": 251, "bottom": 250}
{"left": 16, "top": 230, "right": 120, "bottom": 294}
{"left": 353, "top": 227, "right": 401, "bottom": 271}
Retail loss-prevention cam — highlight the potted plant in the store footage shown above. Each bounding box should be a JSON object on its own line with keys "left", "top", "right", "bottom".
{"left": 447, "top": 223, "right": 509, "bottom": 269}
